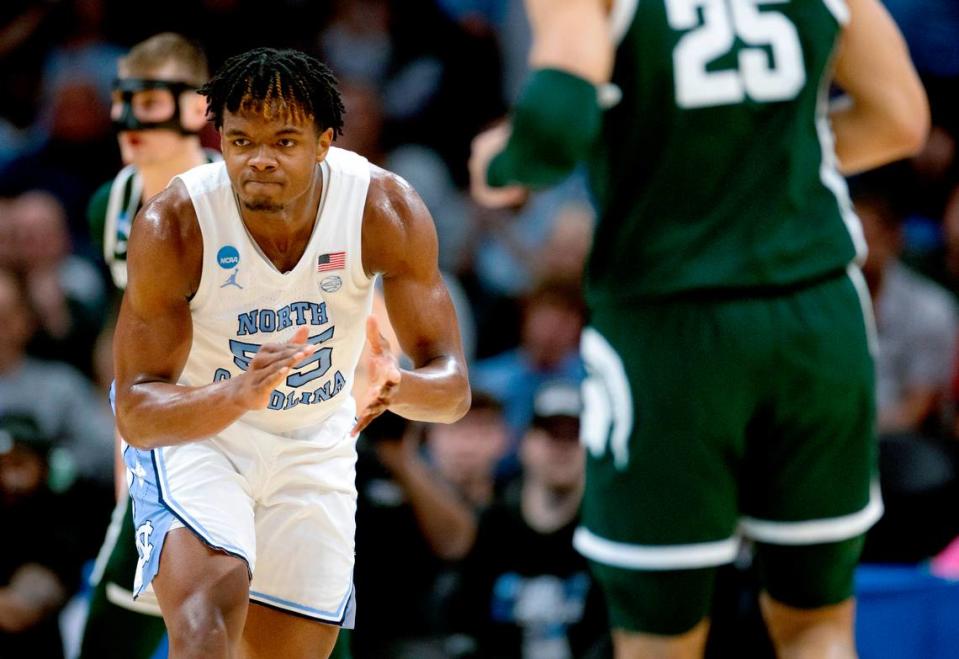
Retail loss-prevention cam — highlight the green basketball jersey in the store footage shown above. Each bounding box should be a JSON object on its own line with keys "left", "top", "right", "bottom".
{"left": 586, "top": 0, "right": 862, "bottom": 303}
{"left": 87, "top": 150, "right": 221, "bottom": 290}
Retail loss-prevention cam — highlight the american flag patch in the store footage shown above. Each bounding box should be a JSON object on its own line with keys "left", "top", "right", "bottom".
{"left": 317, "top": 252, "right": 346, "bottom": 272}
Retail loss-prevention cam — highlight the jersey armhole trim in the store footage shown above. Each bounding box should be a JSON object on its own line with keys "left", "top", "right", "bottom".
{"left": 821, "top": 0, "right": 850, "bottom": 25}
{"left": 180, "top": 176, "right": 215, "bottom": 312}
{"left": 609, "top": 0, "right": 639, "bottom": 46}
{"left": 104, "top": 166, "right": 138, "bottom": 262}
{"left": 349, "top": 160, "right": 375, "bottom": 290}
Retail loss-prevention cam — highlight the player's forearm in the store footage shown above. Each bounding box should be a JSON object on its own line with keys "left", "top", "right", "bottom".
{"left": 390, "top": 356, "right": 470, "bottom": 424}
{"left": 487, "top": 69, "right": 602, "bottom": 188}
{"left": 116, "top": 379, "right": 249, "bottom": 450}
{"left": 830, "top": 97, "right": 928, "bottom": 174}
{"left": 830, "top": 0, "right": 929, "bottom": 175}
{"left": 483, "top": 0, "right": 610, "bottom": 189}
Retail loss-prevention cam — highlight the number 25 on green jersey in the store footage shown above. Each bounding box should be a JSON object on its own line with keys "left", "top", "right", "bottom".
{"left": 667, "top": 0, "right": 806, "bottom": 109}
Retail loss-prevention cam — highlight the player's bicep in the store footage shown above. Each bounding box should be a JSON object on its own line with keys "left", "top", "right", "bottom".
{"left": 114, "top": 203, "right": 194, "bottom": 393}
{"left": 373, "top": 181, "right": 465, "bottom": 368}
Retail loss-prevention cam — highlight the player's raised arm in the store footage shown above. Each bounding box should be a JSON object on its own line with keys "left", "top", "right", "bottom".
{"left": 114, "top": 181, "right": 316, "bottom": 449}
{"left": 354, "top": 169, "right": 470, "bottom": 435}
{"left": 470, "top": 0, "right": 612, "bottom": 206}
{"left": 830, "top": 0, "right": 929, "bottom": 174}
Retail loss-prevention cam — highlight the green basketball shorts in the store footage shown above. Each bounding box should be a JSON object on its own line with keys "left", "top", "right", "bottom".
{"left": 574, "top": 266, "right": 881, "bottom": 634}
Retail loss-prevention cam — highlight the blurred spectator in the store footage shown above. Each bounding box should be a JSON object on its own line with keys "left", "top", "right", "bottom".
{"left": 388, "top": 145, "right": 474, "bottom": 276}
{"left": 351, "top": 294, "right": 476, "bottom": 658}
{"left": 352, "top": 412, "right": 476, "bottom": 659}
{"left": 910, "top": 183, "right": 959, "bottom": 297}
{"left": 856, "top": 187, "right": 959, "bottom": 436}
{"left": 336, "top": 76, "right": 476, "bottom": 281}
{"left": 337, "top": 78, "right": 387, "bottom": 164}
{"left": 449, "top": 380, "right": 608, "bottom": 659}
{"left": 863, "top": 433, "right": 959, "bottom": 564}
{"left": 471, "top": 177, "right": 593, "bottom": 300}
{"left": 320, "top": 0, "right": 393, "bottom": 86}
{"left": 0, "top": 1, "right": 61, "bottom": 167}
{"left": 0, "top": 191, "right": 106, "bottom": 377}
{"left": 0, "top": 92, "right": 119, "bottom": 256}
{"left": 425, "top": 391, "right": 510, "bottom": 510}
{"left": 0, "top": 0, "right": 124, "bottom": 251}
{"left": 532, "top": 201, "right": 594, "bottom": 284}
{"left": 465, "top": 180, "right": 593, "bottom": 359}
{"left": 881, "top": 0, "right": 959, "bottom": 226}
{"left": 884, "top": 0, "right": 959, "bottom": 79}
{"left": 40, "top": 0, "right": 123, "bottom": 109}
{"left": 318, "top": 0, "right": 504, "bottom": 186}
{"left": 472, "top": 278, "right": 586, "bottom": 445}
{"left": 0, "top": 413, "right": 87, "bottom": 659}
{"left": 0, "top": 268, "right": 112, "bottom": 486}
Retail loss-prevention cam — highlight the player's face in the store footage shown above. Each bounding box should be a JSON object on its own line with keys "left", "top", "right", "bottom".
{"left": 112, "top": 62, "right": 202, "bottom": 168}
{"left": 221, "top": 105, "right": 333, "bottom": 214}
{"left": 112, "top": 88, "right": 184, "bottom": 167}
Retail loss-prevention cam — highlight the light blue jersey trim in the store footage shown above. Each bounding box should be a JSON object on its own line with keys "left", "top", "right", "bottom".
{"left": 250, "top": 580, "right": 354, "bottom": 623}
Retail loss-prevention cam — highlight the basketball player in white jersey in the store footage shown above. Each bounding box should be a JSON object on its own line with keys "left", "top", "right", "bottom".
{"left": 113, "top": 48, "right": 471, "bottom": 659}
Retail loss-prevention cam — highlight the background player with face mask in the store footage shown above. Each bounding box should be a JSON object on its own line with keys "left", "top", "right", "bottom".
{"left": 79, "top": 33, "right": 218, "bottom": 659}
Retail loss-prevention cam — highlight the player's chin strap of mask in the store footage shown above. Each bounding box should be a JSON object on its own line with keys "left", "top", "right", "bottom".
{"left": 486, "top": 68, "right": 602, "bottom": 189}
{"left": 112, "top": 78, "right": 200, "bottom": 135}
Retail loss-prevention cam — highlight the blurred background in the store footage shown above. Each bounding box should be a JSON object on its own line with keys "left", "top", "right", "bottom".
{"left": 0, "top": 0, "right": 958, "bottom": 657}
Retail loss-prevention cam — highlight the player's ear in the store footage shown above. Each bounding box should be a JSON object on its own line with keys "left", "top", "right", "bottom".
{"left": 315, "top": 126, "right": 334, "bottom": 162}
{"left": 181, "top": 91, "right": 208, "bottom": 132}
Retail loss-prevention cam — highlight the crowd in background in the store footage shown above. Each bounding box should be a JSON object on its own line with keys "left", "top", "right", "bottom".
{"left": 1, "top": 0, "right": 959, "bottom": 657}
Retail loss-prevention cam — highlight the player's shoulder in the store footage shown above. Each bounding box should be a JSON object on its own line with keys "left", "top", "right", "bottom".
{"left": 365, "top": 163, "right": 423, "bottom": 224}
{"left": 361, "top": 162, "right": 436, "bottom": 276}
{"left": 136, "top": 178, "right": 200, "bottom": 248}
{"left": 127, "top": 179, "right": 202, "bottom": 295}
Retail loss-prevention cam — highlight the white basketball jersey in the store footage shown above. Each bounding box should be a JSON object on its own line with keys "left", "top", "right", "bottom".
{"left": 175, "top": 147, "right": 374, "bottom": 434}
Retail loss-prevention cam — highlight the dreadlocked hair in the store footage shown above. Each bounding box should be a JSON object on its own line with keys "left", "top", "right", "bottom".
{"left": 198, "top": 48, "right": 345, "bottom": 137}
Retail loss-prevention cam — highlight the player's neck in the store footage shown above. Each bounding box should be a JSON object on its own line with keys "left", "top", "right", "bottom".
{"left": 239, "top": 166, "right": 324, "bottom": 272}
{"left": 140, "top": 142, "right": 208, "bottom": 199}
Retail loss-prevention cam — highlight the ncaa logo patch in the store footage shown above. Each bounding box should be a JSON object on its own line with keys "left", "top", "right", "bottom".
{"left": 217, "top": 245, "right": 240, "bottom": 269}
{"left": 320, "top": 275, "right": 342, "bottom": 293}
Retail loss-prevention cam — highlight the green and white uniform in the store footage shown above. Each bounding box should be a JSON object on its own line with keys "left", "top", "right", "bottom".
{"left": 79, "top": 151, "right": 220, "bottom": 659}
{"left": 570, "top": 0, "right": 880, "bottom": 632}
{"left": 88, "top": 150, "right": 221, "bottom": 289}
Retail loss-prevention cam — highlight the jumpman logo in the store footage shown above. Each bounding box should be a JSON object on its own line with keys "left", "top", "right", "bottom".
{"left": 221, "top": 269, "right": 243, "bottom": 289}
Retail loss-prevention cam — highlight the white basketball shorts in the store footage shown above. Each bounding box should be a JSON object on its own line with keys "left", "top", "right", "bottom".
{"left": 123, "top": 403, "right": 358, "bottom": 627}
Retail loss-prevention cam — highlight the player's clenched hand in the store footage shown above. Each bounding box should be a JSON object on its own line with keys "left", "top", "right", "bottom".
{"left": 469, "top": 122, "right": 529, "bottom": 209}
{"left": 352, "top": 315, "right": 402, "bottom": 436}
{"left": 232, "top": 326, "right": 316, "bottom": 410}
